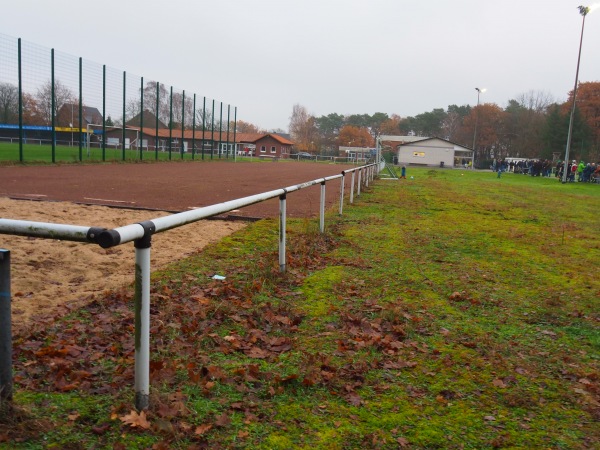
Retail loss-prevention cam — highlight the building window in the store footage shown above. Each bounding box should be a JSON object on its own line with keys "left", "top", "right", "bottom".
{"left": 260, "top": 146, "right": 266, "bottom": 153}
{"left": 271, "top": 146, "right": 276, "bottom": 153}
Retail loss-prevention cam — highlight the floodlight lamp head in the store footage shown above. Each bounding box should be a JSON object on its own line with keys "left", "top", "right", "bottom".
{"left": 578, "top": 5, "right": 590, "bottom": 16}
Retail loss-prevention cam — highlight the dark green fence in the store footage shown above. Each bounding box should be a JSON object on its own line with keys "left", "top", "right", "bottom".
{"left": 0, "top": 33, "right": 237, "bottom": 163}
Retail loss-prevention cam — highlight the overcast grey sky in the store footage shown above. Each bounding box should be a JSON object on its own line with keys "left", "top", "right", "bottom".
{"left": 3, "top": 0, "right": 600, "bottom": 131}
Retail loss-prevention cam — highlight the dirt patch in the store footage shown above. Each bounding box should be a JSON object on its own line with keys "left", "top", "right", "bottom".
{"left": 0, "top": 198, "right": 246, "bottom": 335}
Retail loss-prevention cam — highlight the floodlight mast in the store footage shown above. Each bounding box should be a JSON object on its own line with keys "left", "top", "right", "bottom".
{"left": 471, "top": 87, "right": 486, "bottom": 169}
{"left": 562, "top": 5, "right": 590, "bottom": 183}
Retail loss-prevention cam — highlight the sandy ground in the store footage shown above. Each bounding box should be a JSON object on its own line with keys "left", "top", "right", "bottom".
{"left": 0, "top": 198, "right": 246, "bottom": 335}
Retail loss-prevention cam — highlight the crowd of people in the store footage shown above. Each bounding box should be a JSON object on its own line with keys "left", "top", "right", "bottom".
{"left": 492, "top": 158, "right": 600, "bottom": 182}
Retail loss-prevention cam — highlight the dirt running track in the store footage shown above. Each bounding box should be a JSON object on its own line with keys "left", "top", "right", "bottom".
{"left": 0, "top": 160, "right": 357, "bottom": 219}
{"left": 0, "top": 160, "right": 358, "bottom": 334}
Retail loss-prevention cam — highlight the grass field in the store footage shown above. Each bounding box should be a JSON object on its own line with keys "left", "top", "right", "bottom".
{"left": 0, "top": 143, "right": 347, "bottom": 165}
{"left": 0, "top": 142, "right": 232, "bottom": 163}
{"left": 1, "top": 167, "right": 599, "bottom": 449}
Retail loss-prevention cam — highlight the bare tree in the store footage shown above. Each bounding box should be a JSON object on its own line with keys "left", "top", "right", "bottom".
{"left": 142, "top": 81, "right": 170, "bottom": 125}
{"left": 35, "top": 79, "right": 76, "bottom": 125}
{"left": 171, "top": 92, "right": 194, "bottom": 129}
{"left": 289, "top": 104, "right": 319, "bottom": 152}
{"left": 125, "top": 97, "right": 141, "bottom": 124}
{"left": 0, "top": 82, "right": 18, "bottom": 124}
{"left": 195, "top": 108, "right": 213, "bottom": 132}
{"left": 515, "top": 90, "right": 554, "bottom": 113}
{"left": 503, "top": 90, "right": 554, "bottom": 157}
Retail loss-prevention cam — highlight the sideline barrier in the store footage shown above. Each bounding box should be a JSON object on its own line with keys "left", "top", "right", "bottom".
{"left": 0, "top": 162, "right": 382, "bottom": 409}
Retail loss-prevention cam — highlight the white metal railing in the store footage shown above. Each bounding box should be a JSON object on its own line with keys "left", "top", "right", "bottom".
{"left": 0, "top": 161, "right": 383, "bottom": 408}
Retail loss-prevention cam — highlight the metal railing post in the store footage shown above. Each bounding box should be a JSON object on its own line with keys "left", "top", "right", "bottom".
{"left": 0, "top": 249, "right": 12, "bottom": 402}
{"left": 320, "top": 181, "right": 326, "bottom": 233}
{"left": 350, "top": 171, "right": 356, "bottom": 204}
{"left": 134, "top": 231, "right": 152, "bottom": 410}
{"left": 279, "top": 194, "right": 287, "bottom": 273}
{"left": 339, "top": 172, "right": 345, "bottom": 215}
{"left": 357, "top": 169, "right": 362, "bottom": 197}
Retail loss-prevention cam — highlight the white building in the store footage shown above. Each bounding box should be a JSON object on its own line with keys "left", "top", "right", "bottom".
{"left": 395, "top": 137, "right": 474, "bottom": 168}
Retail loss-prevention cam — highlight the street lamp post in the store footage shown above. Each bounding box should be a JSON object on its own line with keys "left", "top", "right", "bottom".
{"left": 472, "top": 87, "right": 486, "bottom": 169}
{"left": 562, "top": 5, "right": 591, "bottom": 183}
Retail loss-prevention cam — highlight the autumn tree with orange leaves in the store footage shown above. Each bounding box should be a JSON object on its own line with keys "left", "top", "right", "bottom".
{"left": 563, "top": 82, "right": 600, "bottom": 158}
{"left": 338, "top": 125, "right": 374, "bottom": 147}
{"left": 455, "top": 103, "right": 507, "bottom": 163}
{"left": 234, "top": 120, "right": 264, "bottom": 134}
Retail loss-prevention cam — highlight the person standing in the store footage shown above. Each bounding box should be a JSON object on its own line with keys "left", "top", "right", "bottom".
{"left": 400, "top": 165, "right": 406, "bottom": 179}
{"left": 577, "top": 160, "right": 585, "bottom": 181}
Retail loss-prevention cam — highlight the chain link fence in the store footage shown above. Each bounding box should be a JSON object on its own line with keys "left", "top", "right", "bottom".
{"left": 0, "top": 33, "right": 237, "bottom": 163}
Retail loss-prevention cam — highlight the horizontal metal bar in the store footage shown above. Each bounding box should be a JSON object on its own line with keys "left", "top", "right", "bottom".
{"left": 0, "top": 218, "right": 103, "bottom": 243}
{"left": 100, "top": 173, "right": 354, "bottom": 248}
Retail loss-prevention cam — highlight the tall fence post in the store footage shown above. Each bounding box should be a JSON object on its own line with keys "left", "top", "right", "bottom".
{"left": 339, "top": 172, "right": 345, "bottom": 215}
{"left": 181, "top": 90, "right": 185, "bottom": 159}
{"left": 210, "top": 99, "right": 215, "bottom": 160}
{"left": 201, "top": 96, "right": 206, "bottom": 160}
{"left": 51, "top": 48, "right": 56, "bottom": 163}
{"left": 122, "top": 71, "right": 126, "bottom": 161}
{"left": 18, "top": 38, "right": 23, "bottom": 163}
{"left": 134, "top": 232, "right": 152, "bottom": 410}
{"left": 140, "top": 76, "right": 144, "bottom": 161}
{"left": 279, "top": 194, "right": 287, "bottom": 273}
{"left": 192, "top": 93, "right": 196, "bottom": 160}
{"left": 168, "top": 86, "right": 173, "bottom": 160}
{"left": 233, "top": 107, "right": 238, "bottom": 162}
{"left": 320, "top": 181, "right": 326, "bottom": 233}
{"left": 218, "top": 102, "right": 223, "bottom": 159}
{"left": 0, "top": 249, "right": 12, "bottom": 402}
{"left": 102, "top": 65, "right": 106, "bottom": 161}
{"left": 155, "top": 82, "right": 160, "bottom": 160}
{"left": 78, "top": 57, "right": 83, "bottom": 161}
